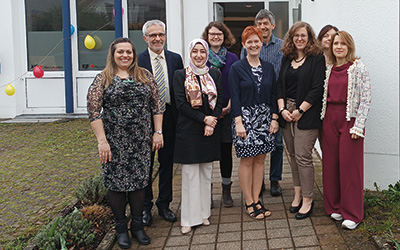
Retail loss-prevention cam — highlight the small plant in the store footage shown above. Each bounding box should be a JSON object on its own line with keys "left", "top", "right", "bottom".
{"left": 74, "top": 174, "right": 108, "bottom": 205}
{"left": 81, "top": 204, "right": 112, "bottom": 224}
{"left": 36, "top": 208, "right": 96, "bottom": 250}
{"left": 386, "top": 227, "right": 400, "bottom": 250}
{"left": 382, "top": 181, "right": 400, "bottom": 204}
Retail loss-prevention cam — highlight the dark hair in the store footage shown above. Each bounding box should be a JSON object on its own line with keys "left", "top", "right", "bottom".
{"left": 317, "top": 24, "right": 338, "bottom": 42}
{"left": 281, "top": 21, "right": 321, "bottom": 59}
{"left": 241, "top": 26, "right": 263, "bottom": 45}
{"left": 201, "top": 21, "right": 236, "bottom": 48}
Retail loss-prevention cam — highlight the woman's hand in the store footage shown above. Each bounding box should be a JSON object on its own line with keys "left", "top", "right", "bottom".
{"left": 281, "top": 109, "right": 293, "bottom": 122}
{"left": 204, "top": 116, "right": 217, "bottom": 128}
{"left": 152, "top": 133, "right": 164, "bottom": 151}
{"left": 98, "top": 141, "right": 112, "bottom": 163}
{"left": 204, "top": 125, "right": 214, "bottom": 137}
{"left": 351, "top": 133, "right": 360, "bottom": 140}
{"left": 270, "top": 120, "right": 279, "bottom": 134}
{"left": 220, "top": 107, "right": 229, "bottom": 119}
{"left": 235, "top": 123, "right": 247, "bottom": 139}
{"left": 290, "top": 109, "right": 303, "bottom": 122}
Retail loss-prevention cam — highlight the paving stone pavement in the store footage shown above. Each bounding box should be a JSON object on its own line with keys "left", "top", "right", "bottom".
{"left": 113, "top": 150, "right": 378, "bottom": 250}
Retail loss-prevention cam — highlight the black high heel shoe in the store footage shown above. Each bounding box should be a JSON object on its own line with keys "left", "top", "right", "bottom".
{"left": 289, "top": 199, "right": 303, "bottom": 214}
{"left": 295, "top": 201, "right": 314, "bottom": 220}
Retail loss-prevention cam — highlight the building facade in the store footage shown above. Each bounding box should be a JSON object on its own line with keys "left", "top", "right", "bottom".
{"left": 0, "top": 0, "right": 398, "bottom": 188}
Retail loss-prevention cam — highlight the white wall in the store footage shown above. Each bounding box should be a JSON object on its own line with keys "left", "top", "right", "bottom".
{"left": 302, "top": 0, "right": 400, "bottom": 189}
{"left": 0, "top": 1, "right": 18, "bottom": 118}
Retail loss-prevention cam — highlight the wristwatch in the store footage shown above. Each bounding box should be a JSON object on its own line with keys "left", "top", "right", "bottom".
{"left": 154, "top": 130, "right": 163, "bottom": 135}
{"left": 298, "top": 108, "right": 305, "bottom": 114}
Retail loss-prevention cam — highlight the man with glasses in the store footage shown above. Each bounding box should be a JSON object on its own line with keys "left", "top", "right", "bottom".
{"left": 138, "top": 19, "right": 184, "bottom": 226}
{"left": 241, "top": 9, "right": 284, "bottom": 197}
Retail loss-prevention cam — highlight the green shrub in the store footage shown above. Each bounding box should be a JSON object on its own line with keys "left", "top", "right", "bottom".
{"left": 74, "top": 174, "right": 108, "bottom": 205}
{"left": 36, "top": 208, "right": 96, "bottom": 250}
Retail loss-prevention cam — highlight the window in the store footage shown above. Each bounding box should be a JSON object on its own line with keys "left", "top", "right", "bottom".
{"left": 76, "top": 0, "right": 115, "bottom": 70}
{"left": 127, "top": 0, "right": 166, "bottom": 53}
{"left": 25, "top": 0, "right": 64, "bottom": 71}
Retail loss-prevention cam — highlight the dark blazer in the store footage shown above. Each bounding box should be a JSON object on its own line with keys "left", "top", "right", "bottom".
{"left": 138, "top": 49, "right": 184, "bottom": 121}
{"left": 276, "top": 54, "right": 325, "bottom": 130}
{"left": 229, "top": 58, "right": 277, "bottom": 118}
{"left": 173, "top": 69, "right": 223, "bottom": 164}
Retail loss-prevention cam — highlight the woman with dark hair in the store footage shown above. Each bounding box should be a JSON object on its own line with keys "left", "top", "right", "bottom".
{"left": 87, "top": 37, "right": 162, "bottom": 248}
{"left": 317, "top": 24, "right": 339, "bottom": 65}
{"left": 202, "top": 21, "right": 239, "bottom": 207}
{"left": 229, "top": 26, "right": 278, "bottom": 220}
{"left": 173, "top": 38, "right": 223, "bottom": 234}
{"left": 277, "top": 21, "right": 325, "bottom": 220}
{"left": 321, "top": 31, "right": 371, "bottom": 230}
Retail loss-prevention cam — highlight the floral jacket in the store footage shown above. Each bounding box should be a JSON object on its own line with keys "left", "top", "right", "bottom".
{"left": 320, "top": 59, "right": 371, "bottom": 137}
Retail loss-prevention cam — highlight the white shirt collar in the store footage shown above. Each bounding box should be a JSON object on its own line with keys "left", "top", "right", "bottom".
{"left": 148, "top": 48, "right": 165, "bottom": 60}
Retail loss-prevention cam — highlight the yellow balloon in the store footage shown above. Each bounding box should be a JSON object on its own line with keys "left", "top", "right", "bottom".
{"left": 5, "top": 84, "right": 15, "bottom": 96}
{"left": 93, "top": 35, "right": 102, "bottom": 50}
{"left": 84, "top": 35, "right": 96, "bottom": 50}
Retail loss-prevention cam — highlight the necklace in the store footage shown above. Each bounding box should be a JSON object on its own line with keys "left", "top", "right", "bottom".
{"left": 294, "top": 55, "right": 306, "bottom": 63}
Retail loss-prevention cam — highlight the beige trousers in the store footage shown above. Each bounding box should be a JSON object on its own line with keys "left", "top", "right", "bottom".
{"left": 181, "top": 162, "right": 212, "bottom": 227}
{"left": 282, "top": 99, "right": 319, "bottom": 198}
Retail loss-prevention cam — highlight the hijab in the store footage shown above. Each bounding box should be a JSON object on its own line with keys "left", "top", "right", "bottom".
{"left": 184, "top": 38, "right": 217, "bottom": 110}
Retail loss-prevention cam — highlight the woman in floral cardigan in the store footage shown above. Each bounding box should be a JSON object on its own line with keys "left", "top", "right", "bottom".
{"left": 320, "top": 30, "right": 371, "bottom": 230}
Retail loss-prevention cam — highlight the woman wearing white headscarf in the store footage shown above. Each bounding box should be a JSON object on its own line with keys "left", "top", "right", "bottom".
{"left": 173, "top": 38, "right": 223, "bottom": 234}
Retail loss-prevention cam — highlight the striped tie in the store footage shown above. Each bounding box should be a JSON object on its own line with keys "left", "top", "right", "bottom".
{"left": 154, "top": 55, "right": 166, "bottom": 112}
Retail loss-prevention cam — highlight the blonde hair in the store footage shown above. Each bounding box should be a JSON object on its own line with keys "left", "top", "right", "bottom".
{"left": 328, "top": 30, "right": 360, "bottom": 65}
{"left": 101, "top": 37, "right": 150, "bottom": 88}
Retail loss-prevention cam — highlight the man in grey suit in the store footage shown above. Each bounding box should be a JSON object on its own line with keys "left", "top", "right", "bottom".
{"left": 138, "top": 19, "right": 184, "bottom": 226}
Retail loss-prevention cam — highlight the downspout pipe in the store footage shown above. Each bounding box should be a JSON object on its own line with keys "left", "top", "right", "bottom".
{"left": 62, "top": 0, "right": 73, "bottom": 113}
{"left": 114, "top": 0, "right": 123, "bottom": 38}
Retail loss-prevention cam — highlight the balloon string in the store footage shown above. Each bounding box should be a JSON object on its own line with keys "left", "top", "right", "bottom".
{"left": 2, "top": 19, "right": 116, "bottom": 89}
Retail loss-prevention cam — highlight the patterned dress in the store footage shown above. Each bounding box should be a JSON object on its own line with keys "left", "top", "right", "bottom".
{"left": 87, "top": 73, "right": 162, "bottom": 192}
{"left": 232, "top": 65, "right": 275, "bottom": 158}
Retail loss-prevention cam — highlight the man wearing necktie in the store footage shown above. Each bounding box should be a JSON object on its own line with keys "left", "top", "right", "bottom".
{"left": 138, "top": 19, "right": 184, "bottom": 226}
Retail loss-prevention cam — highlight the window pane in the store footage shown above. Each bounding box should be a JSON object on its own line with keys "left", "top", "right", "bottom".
{"left": 76, "top": 0, "right": 115, "bottom": 71}
{"left": 25, "top": 0, "right": 64, "bottom": 71}
{"left": 127, "top": 0, "right": 166, "bottom": 53}
{"left": 270, "top": 2, "right": 289, "bottom": 39}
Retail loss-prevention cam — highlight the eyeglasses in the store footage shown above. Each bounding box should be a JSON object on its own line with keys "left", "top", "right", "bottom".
{"left": 294, "top": 34, "right": 308, "bottom": 39}
{"left": 146, "top": 33, "right": 166, "bottom": 39}
{"left": 209, "top": 32, "right": 223, "bottom": 38}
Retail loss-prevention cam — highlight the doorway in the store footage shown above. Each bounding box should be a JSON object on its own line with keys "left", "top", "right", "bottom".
{"left": 213, "top": 1, "right": 289, "bottom": 58}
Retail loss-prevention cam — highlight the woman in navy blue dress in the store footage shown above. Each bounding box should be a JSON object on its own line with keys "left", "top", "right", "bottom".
{"left": 229, "top": 26, "right": 279, "bottom": 219}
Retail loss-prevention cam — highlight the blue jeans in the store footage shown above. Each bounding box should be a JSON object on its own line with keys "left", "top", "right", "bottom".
{"left": 269, "top": 127, "right": 283, "bottom": 181}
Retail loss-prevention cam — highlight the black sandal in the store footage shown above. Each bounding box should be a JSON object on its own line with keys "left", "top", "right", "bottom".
{"left": 245, "top": 203, "right": 264, "bottom": 219}
{"left": 255, "top": 201, "right": 271, "bottom": 217}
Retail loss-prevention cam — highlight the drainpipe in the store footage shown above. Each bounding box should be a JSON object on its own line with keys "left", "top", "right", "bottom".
{"left": 62, "top": 0, "right": 73, "bottom": 113}
{"left": 114, "top": 0, "right": 123, "bottom": 38}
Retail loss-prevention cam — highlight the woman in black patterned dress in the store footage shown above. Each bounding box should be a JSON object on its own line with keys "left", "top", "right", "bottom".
{"left": 229, "top": 26, "right": 279, "bottom": 220}
{"left": 87, "top": 37, "right": 162, "bottom": 248}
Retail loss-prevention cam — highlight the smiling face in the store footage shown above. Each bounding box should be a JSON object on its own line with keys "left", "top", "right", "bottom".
{"left": 243, "top": 34, "right": 262, "bottom": 57}
{"left": 207, "top": 26, "right": 224, "bottom": 50}
{"left": 256, "top": 17, "right": 275, "bottom": 43}
{"left": 191, "top": 43, "right": 207, "bottom": 68}
{"left": 113, "top": 42, "right": 134, "bottom": 70}
{"left": 321, "top": 28, "right": 336, "bottom": 50}
{"left": 293, "top": 27, "right": 309, "bottom": 51}
{"left": 332, "top": 35, "right": 349, "bottom": 61}
{"left": 143, "top": 24, "right": 166, "bottom": 54}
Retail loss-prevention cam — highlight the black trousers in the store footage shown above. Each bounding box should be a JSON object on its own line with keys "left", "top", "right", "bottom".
{"left": 144, "top": 104, "right": 175, "bottom": 211}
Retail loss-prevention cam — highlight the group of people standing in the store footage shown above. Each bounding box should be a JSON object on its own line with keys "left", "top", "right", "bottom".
{"left": 87, "top": 8, "right": 371, "bottom": 249}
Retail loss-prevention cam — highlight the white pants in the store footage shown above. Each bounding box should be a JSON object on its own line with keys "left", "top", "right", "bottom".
{"left": 181, "top": 162, "right": 212, "bottom": 227}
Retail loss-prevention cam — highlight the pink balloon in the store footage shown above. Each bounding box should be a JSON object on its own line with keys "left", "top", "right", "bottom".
{"left": 113, "top": 7, "right": 124, "bottom": 17}
{"left": 33, "top": 66, "right": 44, "bottom": 78}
